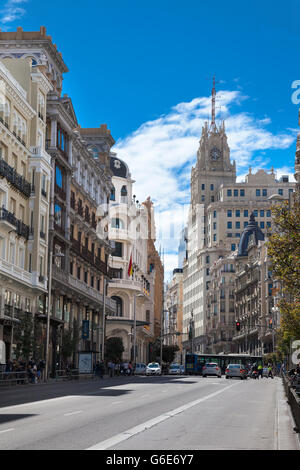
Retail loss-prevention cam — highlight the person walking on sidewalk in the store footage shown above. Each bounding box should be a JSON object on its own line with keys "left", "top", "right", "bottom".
{"left": 268, "top": 364, "right": 274, "bottom": 379}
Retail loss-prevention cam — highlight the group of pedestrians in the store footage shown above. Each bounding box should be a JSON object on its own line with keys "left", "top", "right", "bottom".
{"left": 249, "top": 362, "right": 274, "bottom": 379}
{"left": 93, "top": 360, "right": 134, "bottom": 379}
{"left": 4, "top": 357, "right": 45, "bottom": 384}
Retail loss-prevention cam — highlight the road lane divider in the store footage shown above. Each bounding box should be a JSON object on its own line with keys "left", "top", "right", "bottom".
{"left": 0, "top": 428, "right": 14, "bottom": 434}
{"left": 87, "top": 382, "right": 241, "bottom": 450}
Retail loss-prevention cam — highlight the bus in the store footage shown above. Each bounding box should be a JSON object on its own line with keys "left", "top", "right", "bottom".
{"left": 185, "top": 353, "right": 263, "bottom": 375}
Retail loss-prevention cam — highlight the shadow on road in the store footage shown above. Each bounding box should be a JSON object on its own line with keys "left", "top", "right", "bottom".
{"left": 0, "top": 414, "right": 36, "bottom": 424}
{"left": 0, "top": 375, "right": 201, "bottom": 408}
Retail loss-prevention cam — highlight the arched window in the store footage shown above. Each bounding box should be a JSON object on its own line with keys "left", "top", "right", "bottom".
{"left": 110, "top": 186, "right": 115, "bottom": 201}
{"left": 121, "top": 185, "right": 127, "bottom": 203}
{"left": 112, "top": 296, "right": 123, "bottom": 317}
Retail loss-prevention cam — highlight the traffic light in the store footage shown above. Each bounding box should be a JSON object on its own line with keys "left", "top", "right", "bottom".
{"left": 236, "top": 321, "right": 241, "bottom": 331}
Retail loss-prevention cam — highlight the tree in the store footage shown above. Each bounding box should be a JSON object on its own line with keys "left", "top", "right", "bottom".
{"left": 14, "top": 312, "right": 34, "bottom": 361}
{"left": 153, "top": 343, "right": 180, "bottom": 364}
{"left": 268, "top": 200, "right": 300, "bottom": 345}
{"left": 61, "top": 318, "right": 80, "bottom": 365}
{"left": 105, "top": 337, "right": 124, "bottom": 362}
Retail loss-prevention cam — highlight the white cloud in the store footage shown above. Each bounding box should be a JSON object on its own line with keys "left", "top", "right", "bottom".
{"left": 114, "top": 89, "right": 296, "bottom": 276}
{"left": 0, "top": 0, "right": 28, "bottom": 29}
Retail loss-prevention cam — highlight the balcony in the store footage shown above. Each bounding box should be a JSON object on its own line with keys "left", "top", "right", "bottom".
{"left": 108, "top": 278, "right": 145, "bottom": 294}
{"left": 94, "top": 256, "right": 108, "bottom": 276}
{"left": 0, "top": 257, "right": 32, "bottom": 286}
{"left": 17, "top": 221, "right": 30, "bottom": 240}
{"left": 0, "top": 207, "right": 18, "bottom": 232}
{"left": 30, "top": 146, "right": 51, "bottom": 165}
{"left": 0, "top": 159, "right": 31, "bottom": 198}
{"left": 81, "top": 246, "right": 95, "bottom": 265}
{"left": 55, "top": 184, "right": 66, "bottom": 200}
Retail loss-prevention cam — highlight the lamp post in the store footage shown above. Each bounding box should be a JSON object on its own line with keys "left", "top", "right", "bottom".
{"left": 101, "top": 277, "right": 106, "bottom": 363}
{"left": 133, "top": 293, "right": 144, "bottom": 371}
{"left": 45, "top": 252, "right": 64, "bottom": 382}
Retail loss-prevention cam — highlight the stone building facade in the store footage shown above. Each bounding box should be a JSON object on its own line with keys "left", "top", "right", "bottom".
{"left": 183, "top": 82, "right": 296, "bottom": 355}
{"left": 0, "top": 56, "right": 52, "bottom": 361}
{"left": 104, "top": 155, "right": 155, "bottom": 364}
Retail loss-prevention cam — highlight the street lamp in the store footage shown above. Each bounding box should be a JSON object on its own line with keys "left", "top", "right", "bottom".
{"left": 45, "top": 252, "right": 64, "bottom": 382}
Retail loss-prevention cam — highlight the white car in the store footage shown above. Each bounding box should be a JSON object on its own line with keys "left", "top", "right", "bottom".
{"left": 134, "top": 363, "right": 147, "bottom": 375}
{"left": 146, "top": 362, "right": 161, "bottom": 376}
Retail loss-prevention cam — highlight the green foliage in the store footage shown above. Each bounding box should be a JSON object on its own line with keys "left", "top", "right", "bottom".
{"left": 153, "top": 343, "right": 180, "bottom": 364}
{"left": 14, "top": 313, "right": 34, "bottom": 361}
{"left": 61, "top": 318, "right": 80, "bottom": 362}
{"left": 268, "top": 200, "right": 300, "bottom": 342}
{"left": 105, "top": 337, "right": 124, "bottom": 362}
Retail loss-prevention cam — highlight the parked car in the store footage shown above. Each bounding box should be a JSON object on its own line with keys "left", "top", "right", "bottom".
{"left": 146, "top": 362, "right": 161, "bottom": 376}
{"left": 168, "top": 364, "right": 185, "bottom": 375}
{"left": 134, "top": 363, "right": 147, "bottom": 375}
{"left": 202, "top": 363, "right": 221, "bottom": 378}
{"left": 225, "top": 364, "right": 248, "bottom": 380}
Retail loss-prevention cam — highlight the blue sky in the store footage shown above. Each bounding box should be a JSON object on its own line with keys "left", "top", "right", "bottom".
{"left": 1, "top": 0, "right": 299, "bottom": 278}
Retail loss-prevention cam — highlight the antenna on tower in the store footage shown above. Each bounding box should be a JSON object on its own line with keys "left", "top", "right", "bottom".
{"left": 206, "top": 75, "right": 222, "bottom": 128}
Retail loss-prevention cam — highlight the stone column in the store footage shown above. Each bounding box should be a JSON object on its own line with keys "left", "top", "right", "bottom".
{"left": 50, "top": 118, "right": 57, "bottom": 148}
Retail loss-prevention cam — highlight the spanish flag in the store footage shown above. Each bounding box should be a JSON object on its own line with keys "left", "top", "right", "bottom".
{"left": 128, "top": 253, "right": 133, "bottom": 277}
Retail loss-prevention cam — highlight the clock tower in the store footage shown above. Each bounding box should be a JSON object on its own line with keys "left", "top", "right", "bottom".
{"left": 191, "top": 78, "right": 236, "bottom": 209}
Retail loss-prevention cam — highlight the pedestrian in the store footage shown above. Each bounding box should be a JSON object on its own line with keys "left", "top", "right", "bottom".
{"left": 5, "top": 359, "right": 12, "bottom": 373}
{"left": 128, "top": 361, "right": 133, "bottom": 376}
{"left": 258, "top": 364, "right": 263, "bottom": 379}
{"left": 268, "top": 364, "right": 274, "bottom": 379}
{"left": 94, "top": 361, "right": 103, "bottom": 380}
{"left": 115, "top": 362, "right": 120, "bottom": 376}
{"left": 38, "top": 359, "right": 45, "bottom": 381}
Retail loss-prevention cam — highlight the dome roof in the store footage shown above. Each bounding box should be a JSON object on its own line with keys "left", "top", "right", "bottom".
{"left": 110, "top": 156, "right": 129, "bottom": 179}
{"left": 238, "top": 213, "right": 265, "bottom": 257}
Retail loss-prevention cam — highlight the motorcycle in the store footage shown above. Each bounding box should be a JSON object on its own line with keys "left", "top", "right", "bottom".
{"left": 251, "top": 370, "right": 259, "bottom": 379}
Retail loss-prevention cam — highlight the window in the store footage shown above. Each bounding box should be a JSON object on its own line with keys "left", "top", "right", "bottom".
{"left": 112, "top": 296, "right": 123, "bottom": 317}
{"left": 267, "top": 222, "right": 271, "bottom": 228}
{"left": 289, "top": 188, "right": 294, "bottom": 194}
{"left": 110, "top": 186, "right": 115, "bottom": 201}
{"left": 227, "top": 189, "right": 232, "bottom": 197}
{"left": 54, "top": 203, "right": 62, "bottom": 227}
{"left": 244, "top": 221, "right": 248, "bottom": 228}
{"left": 267, "top": 210, "right": 271, "bottom": 217}
{"left": 262, "top": 189, "right": 267, "bottom": 197}
{"left": 253, "top": 210, "right": 258, "bottom": 217}
{"left": 227, "top": 233, "right": 232, "bottom": 238}
{"left": 202, "top": 184, "right": 205, "bottom": 190}
{"left": 278, "top": 189, "right": 283, "bottom": 196}
{"left": 244, "top": 210, "right": 248, "bottom": 218}
{"left": 235, "top": 233, "right": 241, "bottom": 238}
{"left": 213, "top": 234, "right": 216, "bottom": 241}
{"left": 211, "top": 196, "right": 214, "bottom": 202}
{"left": 260, "top": 210, "right": 264, "bottom": 217}
{"left": 256, "top": 189, "right": 261, "bottom": 197}
{"left": 227, "top": 221, "right": 232, "bottom": 229}
{"left": 55, "top": 165, "right": 63, "bottom": 188}
{"left": 201, "top": 195, "right": 205, "bottom": 202}
{"left": 231, "top": 244, "right": 236, "bottom": 251}
{"left": 236, "top": 210, "right": 240, "bottom": 217}
{"left": 234, "top": 189, "right": 238, "bottom": 197}
{"left": 213, "top": 211, "right": 217, "bottom": 218}
{"left": 236, "top": 221, "right": 240, "bottom": 229}
{"left": 227, "top": 210, "right": 232, "bottom": 217}
{"left": 112, "top": 242, "right": 123, "bottom": 258}
{"left": 206, "top": 256, "right": 210, "bottom": 264}
{"left": 210, "top": 184, "right": 214, "bottom": 191}
{"left": 77, "top": 266, "right": 81, "bottom": 280}
{"left": 111, "top": 218, "right": 124, "bottom": 229}
{"left": 206, "top": 268, "right": 210, "bottom": 276}
{"left": 213, "top": 222, "right": 217, "bottom": 230}
{"left": 240, "top": 189, "right": 245, "bottom": 197}
{"left": 260, "top": 222, "right": 265, "bottom": 229}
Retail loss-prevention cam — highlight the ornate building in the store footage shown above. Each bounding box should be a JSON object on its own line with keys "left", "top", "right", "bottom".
{"left": 183, "top": 80, "right": 296, "bottom": 356}
{"left": 0, "top": 56, "right": 52, "bottom": 361}
{"left": 0, "top": 28, "right": 116, "bottom": 371}
{"left": 104, "top": 155, "right": 155, "bottom": 363}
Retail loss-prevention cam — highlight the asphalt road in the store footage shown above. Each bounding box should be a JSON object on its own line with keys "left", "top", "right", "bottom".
{"left": 0, "top": 375, "right": 299, "bottom": 450}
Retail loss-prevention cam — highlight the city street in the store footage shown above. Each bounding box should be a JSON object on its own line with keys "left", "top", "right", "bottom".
{"left": 0, "top": 375, "right": 298, "bottom": 450}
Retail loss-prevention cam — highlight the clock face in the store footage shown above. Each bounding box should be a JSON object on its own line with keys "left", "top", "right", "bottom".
{"left": 210, "top": 147, "right": 221, "bottom": 161}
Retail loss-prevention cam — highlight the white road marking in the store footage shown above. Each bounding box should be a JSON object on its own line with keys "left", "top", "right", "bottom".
{"left": 0, "top": 428, "right": 15, "bottom": 434}
{"left": 87, "top": 382, "right": 241, "bottom": 450}
{"left": 111, "top": 401, "right": 123, "bottom": 405}
{"left": 64, "top": 411, "right": 83, "bottom": 417}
